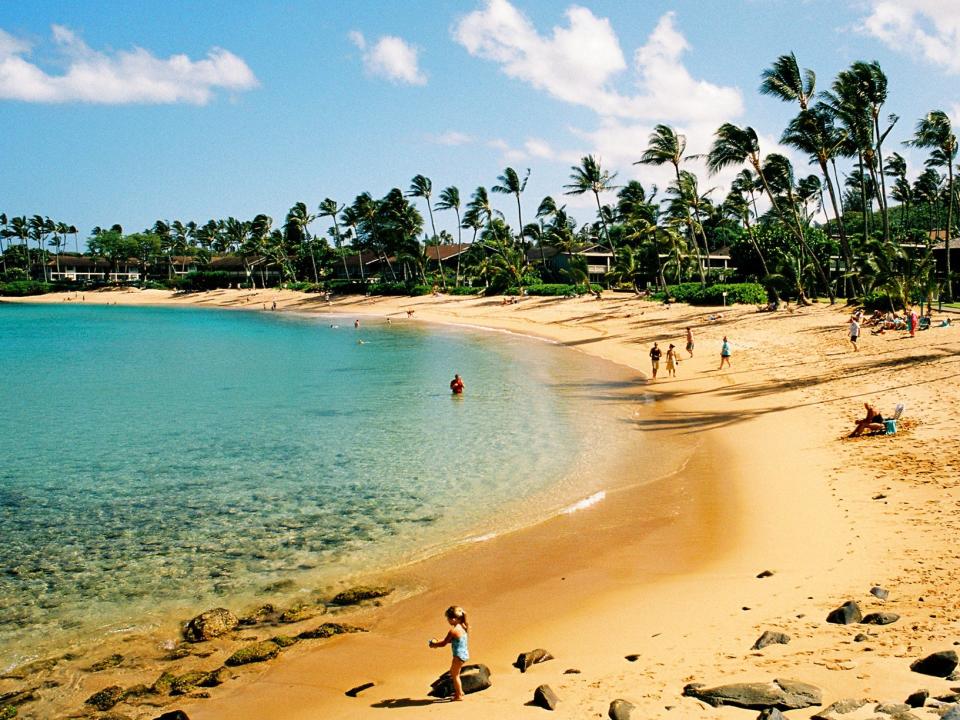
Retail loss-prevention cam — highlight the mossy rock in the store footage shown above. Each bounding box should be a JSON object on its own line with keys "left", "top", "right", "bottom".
{"left": 150, "top": 671, "right": 177, "bottom": 695}
{"left": 0, "top": 688, "right": 37, "bottom": 707}
{"left": 0, "top": 657, "right": 59, "bottom": 680}
{"left": 278, "top": 604, "right": 320, "bottom": 624}
{"left": 224, "top": 641, "right": 281, "bottom": 667}
{"left": 122, "top": 684, "right": 153, "bottom": 699}
{"left": 198, "top": 667, "right": 230, "bottom": 687}
{"left": 85, "top": 685, "right": 126, "bottom": 711}
{"left": 238, "top": 603, "right": 276, "bottom": 626}
{"left": 170, "top": 670, "right": 209, "bottom": 695}
{"left": 0, "top": 707, "right": 15, "bottom": 720}
{"left": 86, "top": 653, "right": 125, "bottom": 672}
{"left": 271, "top": 635, "right": 299, "bottom": 648}
{"left": 330, "top": 586, "right": 392, "bottom": 606}
{"left": 183, "top": 607, "right": 239, "bottom": 643}
{"left": 164, "top": 645, "right": 191, "bottom": 661}
{"left": 297, "top": 622, "right": 366, "bottom": 640}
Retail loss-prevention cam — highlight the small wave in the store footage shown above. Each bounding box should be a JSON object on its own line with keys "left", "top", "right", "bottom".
{"left": 466, "top": 531, "right": 500, "bottom": 543}
{"left": 560, "top": 491, "right": 606, "bottom": 514}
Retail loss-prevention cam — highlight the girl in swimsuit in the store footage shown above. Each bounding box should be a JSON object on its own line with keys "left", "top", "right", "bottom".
{"left": 429, "top": 606, "right": 470, "bottom": 700}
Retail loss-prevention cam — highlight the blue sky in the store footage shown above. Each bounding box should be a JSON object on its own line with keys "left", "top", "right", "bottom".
{"left": 2, "top": 0, "right": 960, "bottom": 245}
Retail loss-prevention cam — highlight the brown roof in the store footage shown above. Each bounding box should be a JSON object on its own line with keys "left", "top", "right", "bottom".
{"left": 425, "top": 243, "right": 472, "bottom": 261}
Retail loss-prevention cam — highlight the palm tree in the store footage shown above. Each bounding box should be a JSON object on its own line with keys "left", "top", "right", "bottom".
{"left": 0, "top": 213, "right": 7, "bottom": 274}
{"left": 4, "top": 216, "right": 30, "bottom": 277}
{"left": 706, "top": 123, "right": 834, "bottom": 303}
{"left": 726, "top": 172, "right": 771, "bottom": 279}
{"left": 319, "top": 198, "right": 350, "bottom": 280}
{"left": 407, "top": 174, "right": 445, "bottom": 289}
{"left": 564, "top": 155, "right": 618, "bottom": 257}
{"left": 435, "top": 186, "right": 464, "bottom": 286}
{"left": 339, "top": 204, "right": 366, "bottom": 284}
{"left": 885, "top": 152, "right": 912, "bottom": 232}
{"left": 492, "top": 167, "right": 530, "bottom": 247}
{"left": 637, "top": 124, "right": 707, "bottom": 284}
{"left": 245, "top": 214, "right": 273, "bottom": 287}
{"left": 285, "top": 202, "right": 318, "bottom": 283}
{"left": 908, "top": 110, "right": 957, "bottom": 298}
{"left": 760, "top": 52, "right": 816, "bottom": 110}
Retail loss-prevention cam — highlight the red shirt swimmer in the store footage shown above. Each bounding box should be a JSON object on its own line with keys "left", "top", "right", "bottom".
{"left": 450, "top": 374, "right": 464, "bottom": 395}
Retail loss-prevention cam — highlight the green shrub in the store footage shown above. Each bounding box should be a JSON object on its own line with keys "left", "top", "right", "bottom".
{"left": 0, "top": 280, "right": 52, "bottom": 296}
{"left": 284, "top": 281, "right": 324, "bottom": 293}
{"left": 367, "top": 282, "right": 412, "bottom": 296}
{"left": 654, "top": 282, "right": 767, "bottom": 306}
{"left": 327, "top": 280, "right": 368, "bottom": 294}
{"left": 0, "top": 268, "right": 30, "bottom": 282}
{"left": 177, "top": 271, "right": 233, "bottom": 291}
{"left": 860, "top": 291, "right": 895, "bottom": 311}
{"left": 446, "top": 285, "right": 480, "bottom": 296}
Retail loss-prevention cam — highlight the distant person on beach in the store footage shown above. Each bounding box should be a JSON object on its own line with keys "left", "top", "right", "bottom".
{"left": 849, "top": 402, "right": 885, "bottom": 437}
{"left": 271, "top": 301, "right": 276, "bottom": 311}
{"left": 354, "top": 319, "right": 360, "bottom": 328}
{"left": 719, "top": 336, "right": 731, "bottom": 369}
{"left": 649, "top": 342, "right": 662, "bottom": 379}
{"left": 429, "top": 606, "right": 470, "bottom": 701}
{"left": 407, "top": 309, "right": 415, "bottom": 318}
{"left": 450, "top": 374, "right": 464, "bottom": 395}
{"left": 909, "top": 307, "right": 918, "bottom": 337}
{"left": 685, "top": 326, "right": 694, "bottom": 357}
{"left": 849, "top": 317, "right": 860, "bottom": 351}
{"left": 666, "top": 344, "right": 679, "bottom": 377}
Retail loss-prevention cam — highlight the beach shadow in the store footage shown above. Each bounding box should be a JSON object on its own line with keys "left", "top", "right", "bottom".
{"left": 371, "top": 697, "right": 449, "bottom": 709}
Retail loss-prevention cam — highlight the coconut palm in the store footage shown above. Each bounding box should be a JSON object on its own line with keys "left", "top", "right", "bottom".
{"left": 339, "top": 204, "right": 366, "bottom": 283}
{"left": 491, "top": 167, "right": 530, "bottom": 247}
{"left": 319, "top": 198, "right": 350, "bottom": 280}
{"left": 885, "top": 152, "right": 912, "bottom": 232}
{"left": 4, "top": 216, "right": 30, "bottom": 276}
{"left": 908, "top": 110, "right": 957, "bottom": 297}
{"left": 760, "top": 52, "right": 816, "bottom": 110}
{"left": 407, "top": 175, "right": 445, "bottom": 288}
{"left": 564, "top": 155, "right": 618, "bottom": 257}
{"left": 706, "top": 123, "right": 834, "bottom": 303}
{"left": 284, "top": 202, "right": 318, "bottom": 283}
{"left": 725, "top": 174, "right": 771, "bottom": 279}
{"left": 435, "top": 186, "right": 464, "bottom": 286}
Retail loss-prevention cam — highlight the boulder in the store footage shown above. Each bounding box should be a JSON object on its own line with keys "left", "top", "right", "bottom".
{"left": 225, "top": 641, "right": 281, "bottom": 666}
{"left": 905, "top": 690, "right": 928, "bottom": 708}
{"left": 870, "top": 587, "right": 890, "bottom": 600}
{"left": 297, "top": 622, "right": 366, "bottom": 640}
{"left": 609, "top": 699, "right": 635, "bottom": 720}
{"left": 170, "top": 671, "right": 210, "bottom": 695}
{"left": 910, "top": 651, "right": 958, "bottom": 677}
{"left": 278, "top": 604, "right": 320, "bottom": 624}
{"left": 810, "top": 698, "right": 870, "bottom": 719}
{"left": 861, "top": 613, "right": 900, "bottom": 626}
{"left": 183, "top": 608, "right": 238, "bottom": 643}
{"left": 345, "top": 682, "right": 375, "bottom": 697}
{"left": 942, "top": 706, "right": 960, "bottom": 720}
{"left": 238, "top": 604, "right": 276, "bottom": 626}
{"left": 683, "top": 678, "right": 822, "bottom": 710}
{"left": 154, "top": 712, "right": 191, "bottom": 720}
{"left": 533, "top": 684, "right": 559, "bottom": 711}
{"left": 752, "top": 631, "right": 791, "bottom": 651}
{"left": 151, "top": 671, "right": 177, "bottom": 695}
{"left": 758, "top": 710, "right": 787, "bottom": 720}
{"left": 874, "top": 703, "right": 917, "bottom": 718}
{"left": 514, "top": 648, "right": 554, "bottom": 673}
{"left": 270, "top": 635, "right": 299, "bottom": 648}
{"left": 429, "top": 664, "right": 491, "bottom": 698}
{"left": 85, "top": 685, "right": 126, "bottom": 711}
{"left": 86, "top": 653, "right": 125, "bottom": 672}
{"left": 198, "top": 667, "right": 230, "bottom": 688}
{"left": 330, "top": 586, "right": 392, "bottom": 606}
{"left": 827, "top": 601, "right": 862, "bottom": 625}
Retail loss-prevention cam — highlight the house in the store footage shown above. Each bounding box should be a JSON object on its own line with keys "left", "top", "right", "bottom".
{"left": 48, "top": 256, "right": 140, "bottom": 282}
{"left": 528, "top": 244, "right": 614, "bottom": 283}
{"left": 425, "top": 243, "right": 473, "bottom": 269}
{"left": 329, "top": 251, "right": 383, "bottom": 281}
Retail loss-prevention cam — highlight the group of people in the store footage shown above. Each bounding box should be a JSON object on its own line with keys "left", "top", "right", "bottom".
{"left": 648, "top": 327, "right": 731, "bottom": 379}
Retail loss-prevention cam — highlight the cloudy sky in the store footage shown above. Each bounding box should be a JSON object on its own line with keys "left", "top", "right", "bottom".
{"left": 2, "top": 0, "right": 959, "bottom": 241}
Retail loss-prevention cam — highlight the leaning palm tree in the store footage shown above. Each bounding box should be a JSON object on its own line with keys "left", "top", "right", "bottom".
{"left": 908, "top": 110, "right": 957, "bottom": 298}
{"left": 636, "top": 124, "right": 707, "bottom": 284}
{"left": 491, "top": 167, "right": 530, "bottom": 247}
{"left": 885, "top": 152, "right": 912, "bottom": 232}
{"left": 564, "top": 155, "right": 618, "bottom": 257}
{"left": 706, "top": 123, "right": 834, "bottom": 303}
{"left": 759, "top": 52, "right": 816, "bottom": 110}
{"left": 435, "top": 186, "right": 464, "bottom": 286}
{"left": 407, "top": 174, "right": 445, "bottom": 289}
{"left": 285, "top": 202, "right": 317, "bottom": 283}
{"left": 319, "top": 198, "right": 350, "bottom": 280}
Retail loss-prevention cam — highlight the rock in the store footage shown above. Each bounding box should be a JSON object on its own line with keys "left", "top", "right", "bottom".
{"left": 810, "top": 698, "right": 870, "bottom": 718}
{"left": 862, "top": 612, "right": 900, "bottom": 626}
{"left": 514, "top": 648, "right": 554, "bottom": 672}
{"left": 329, "top": 586, "right": 392, "bottom": 606}
{"left": 86, "top": 653, "right": 125, "bottom": 672}
{"left": 297, "top": 622, "right": 366, "bottom": 640}
{"left": 238, "top": 604, "right": 275, "bottom": 626}
{"left": 609, "top": 699, "right": 635, "bottom": 720}
{"left": 937, "top": 694, "right": 960, "bottom": 703}
{"left": 151, "top": 671, "right": 177, "bottom": 695}
{"left": 911, "top": 651, "right": 959, "bottom": 677}
{"left": 198, "top": 667, "right": 230, "bottom": 688}
{"left": 874, "top": 703, "right": 916, "bottom": 718}
{"left": 270, "top": 635, "right": 299, "bottom": 648}
{"left": 757, "top": 570, "right": 775, "bottom": 578}
{"left": 871, "top": 587, "right": 890, "bottom": 600}
{"left": 85, "top": 685, "right": 126, "bottom": 711}
{"left": 0, "top": 688, "right": 38, "bottom": 707}
{"left": 154, "top": 712, "right": 191, "bottom": 720}
{"left": 170, "top": 671, "right": 210, "bottom": 695}
{"left": 827, "top": 601, "right": 862, "bottom": 625}
{"left": 752, "top": 631, "right": 791, "bottom": 651}
{"left": 854, "top": 634, "right": 869, "bottom": 642}
{"left": 428, "top": 663, "right": 491, "bottom": 698}
{"left": 533, "top": 684, "right": 559, "bottom": 711}
{"left": 563, "top": 669, "right": 581, "bottom": 674}
{"left": 758, "top": 710, "right": 787, "bottom": 720}
{"left": 99, "top": 713, "right": 132, "bottom": 720}
{"left": 164, "top": 646, "right": 191, "bottom": 660}
{"left": 123, "top": 684, "right": 153, "bottom": 699}
{"left": 625, "top": 654, "right": 640, "bottom": 662}
{"left": 183, "top": 608, "right": 238, "bottom": 643}
{"left": 905, "top": 690, "right": 928, "bottom": 708}
{"left": 278, "top": 604, "right": 320, "bottom": 624}
{"left": 942, "top": 706, "right": 960, "bottom": 720}
{"left": 683, "top": 678, "right": 822, "bottom": 710}
{"left": 345, "top": 682, "right": 375, "bottom": 697}
{"left": 224, "top": 641, "right": 281, "bottom": 666}
{"left": 0, "top": 657, "right": 59, "bottom": 680}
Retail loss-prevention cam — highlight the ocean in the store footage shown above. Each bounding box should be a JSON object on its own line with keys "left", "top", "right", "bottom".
{"left": 0, "top": 303, "right": 637, "bottom": 669}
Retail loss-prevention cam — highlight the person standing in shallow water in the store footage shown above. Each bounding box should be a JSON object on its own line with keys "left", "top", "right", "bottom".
{"left": 429, "top": 606, "right": 470, "bottom": 701}
{"left": 450, "top": 374, "right": 464, "bottom": 395}
{"left": 719, "top": 336, "right": 731, "bottom": 369}
{"left": 649, "top": 342, "right": 662, "bottom": 379}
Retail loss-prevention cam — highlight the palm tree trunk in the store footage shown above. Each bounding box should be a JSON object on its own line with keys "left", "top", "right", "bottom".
{"left": 308, "top": 239, "right": 320, "bottom": 284}
{"left": 874, "top": 115, "right": 891, "bottom": 242}
{"left": 947, "top": 162, "right": 954, "bottom": 299}
{"left": 819, "top": 157, "right": 859, "bottom": 296}
{"left": 857, "top": 152, "right": 869, "bottom": 245}
{"left": 454, "top": 208, "right": 463, "bottom": 287}
{"left": 425, "top": 203, "right": 446, "bottom": 290}
{"left": 672, "top": 164, "right": 707, "bottom": 286}
{"left": 592, "top": 190, "right": 615, "bottom": 258}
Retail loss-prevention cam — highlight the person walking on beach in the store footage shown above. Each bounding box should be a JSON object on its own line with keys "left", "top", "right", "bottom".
{"left": 719, "top": 336, "right": 731, "bottom": 369}
{"left": 649, "top": 342, "right": 662, "bottom": 379}
{"left": 666, "top": 343, "right": 680, "bottom": 377}
{"left": 450, "top": 374, "right": 464, "bottom": 395}
{"left": 429, "top": 606, "right": 470, "bottom": 701}
{"left": 849, "top": 316, "right": 860, "bottom": 352}
{"left": 685, "top": 326, "right": 694, "bottom": 358}
{"left": 909, "top": 306, "right": 918, "bottom": 338}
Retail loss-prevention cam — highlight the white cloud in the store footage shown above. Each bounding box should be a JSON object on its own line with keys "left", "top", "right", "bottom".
{"left": 0, "top": 25, "right": 257, "bottom": 104}
{"left": 860, "top": 1, "right": 960, "bottom": 73}
{"left": 350, "top": 31, "right": 426, "bottom": 86}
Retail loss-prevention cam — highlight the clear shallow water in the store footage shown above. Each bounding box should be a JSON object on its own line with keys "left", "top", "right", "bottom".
{"left": 0, "top": 303, "right": 634, "bottom": 666}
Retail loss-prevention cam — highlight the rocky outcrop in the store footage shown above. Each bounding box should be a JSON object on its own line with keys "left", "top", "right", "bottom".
{"left": 514, "top": 648, "right": 554, "bottom": 672}
{"left": 428, "top": 664, "right": 491, "bottom": 698}
{"left": 183, "top": 608, "right": 238, "bottom": 643}
{"left": 609, "top": 699, "right": 635, "bottom": 720}
{"left": 297, "top": 622, "right": 366, "bottom": 640}
{"left": 533, "top": 684, "right": 559, "bottom": 711}
{"left": 826, "top": 601, "right": 862, "bottom": 625}
{"left": 910, "top": 651, "right": 958, "bottom": 677}
{"left": 224, "top": 641, "right": 281, "bottom": 667}
{"left": 752, "top": 631, "right": 791, "bottom": 651}
{"left": 85, "top": 685, "right": 126, "bottom": 711}
{"left": 682, "top": 678, "right": 822, "bottom": 710}
{"left": 330, "top": 586, "right": 392, "bottom": 606}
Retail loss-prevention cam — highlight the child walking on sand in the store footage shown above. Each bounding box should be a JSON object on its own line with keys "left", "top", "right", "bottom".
{"left": 719, "top": 336, "right": 731, "bottom": 369}
{"left": 429, "top": 606, "right": 470, "bottom": 701}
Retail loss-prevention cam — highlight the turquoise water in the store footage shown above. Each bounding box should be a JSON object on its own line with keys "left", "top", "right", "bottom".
{"left": 0, "top": 303, "right": 634, "bottom": 667}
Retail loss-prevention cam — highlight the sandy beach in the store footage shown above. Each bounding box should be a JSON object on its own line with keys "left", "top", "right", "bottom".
{"left": 3, "top": 287, "right": 960, "bottom": 719}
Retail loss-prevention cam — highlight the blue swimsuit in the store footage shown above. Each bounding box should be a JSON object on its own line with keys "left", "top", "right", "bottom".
{"left": 451, "top": 631, "right": 469, "bottom": 661}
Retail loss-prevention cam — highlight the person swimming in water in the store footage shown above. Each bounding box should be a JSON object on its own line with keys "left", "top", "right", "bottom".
{"left": 450, "top": 374, "right": 464, "bottom": 395}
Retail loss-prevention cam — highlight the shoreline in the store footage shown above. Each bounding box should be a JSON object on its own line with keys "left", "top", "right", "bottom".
{"left": 3, "top": 288, "right": 959, "bottom": 719}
